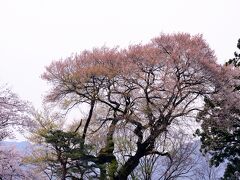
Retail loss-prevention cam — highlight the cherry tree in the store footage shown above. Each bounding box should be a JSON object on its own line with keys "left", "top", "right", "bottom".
{"left": 0, "top": 144, "right": 42, "bottom": 180}
{"left": 0, "top": 85, "right": 37, "bottom": 179}
{"left": 0, "top": 85, "right": 31, "bottom": 140}
{"left": 42, "top": 33, "right": 227, "bottom": 179}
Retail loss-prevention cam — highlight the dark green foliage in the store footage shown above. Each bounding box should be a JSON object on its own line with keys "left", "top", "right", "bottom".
{"left": 197, "top": 39, "right": 240, "bottom": 179}
{"left": 226, "top": 39, "right": 240, "bottom": 67}
{"left": 197, "top": 103, "right": 240, "bottom": 179}
{"left": 43, "top": 130, "right": 97, "bottom": 179}
{"left": 222, "top": 158, "right": 240, "bottom": 180}
{"left": 44, "top": 130, "right": 85, "bottom": 159}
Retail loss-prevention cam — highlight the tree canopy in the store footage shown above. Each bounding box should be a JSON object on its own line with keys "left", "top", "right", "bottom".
{"left": 41, "top": 33, "right": 230, "bottom": 179}
{"left": 0, "top": 86, "right": 36, "bottom": 179}
{"left": 0, "top": 85, "right": 31, "bottom": 140}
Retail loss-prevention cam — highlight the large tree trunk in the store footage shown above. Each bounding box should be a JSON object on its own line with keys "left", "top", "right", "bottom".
{"left": 114, "top": 135, "right": 157, "bottom": 180}
{"left": 61, "top": 163, "right": 67, "bottom": 180}
{"left": 114, "top": 144, "right": 149, "bottom": 180}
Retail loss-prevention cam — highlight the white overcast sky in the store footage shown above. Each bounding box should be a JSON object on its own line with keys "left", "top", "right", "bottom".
{"left": 0, "top": 0, "right": 239, "bottom": 109}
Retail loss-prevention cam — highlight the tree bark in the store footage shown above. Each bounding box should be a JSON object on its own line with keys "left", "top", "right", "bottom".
{"left": 61, "top": 163, "right": 67, "bottom": 180}
{"left": 114, "top": 142, "right": 151, "bottom": 180}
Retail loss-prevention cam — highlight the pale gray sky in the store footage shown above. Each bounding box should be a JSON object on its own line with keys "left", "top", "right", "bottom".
{"left": 0, "top": 0, "right": 239, "bottom": 110}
